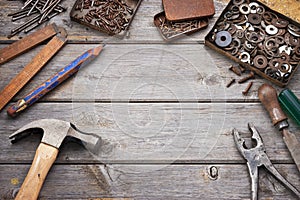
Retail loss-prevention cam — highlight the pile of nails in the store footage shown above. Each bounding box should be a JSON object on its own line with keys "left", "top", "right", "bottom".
{"left": 8, "top": 0, "right": 66, "bottom": 38}
{"left": 227, "top": 64, "right": 255, "bottom": 96}
{"left": 73, "top": 0, "right": 133, "bottom": 34}
{"left": 154, "top": 12, "right": 208, "bottom": 41}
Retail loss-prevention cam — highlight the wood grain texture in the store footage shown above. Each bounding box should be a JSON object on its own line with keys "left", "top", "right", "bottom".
{"left": 1, "top": 103, "right": 299, "bottom": 163}
{"left": 0, "top": 44, "right": 299, "bottom": 102}
{"left": 15, "top": 143, "right": 58, "bottom": 200}
{"left": 0, "top": 164, "right": 299, "bottom": 199}
{"left": 0, "top": 35, "right": 66, "bottom": 110}
{"left": 0, "top": 0, "right": 299, "bottom": 199}
{"left": 0, "top": 0, "right": 228, "bottom": 43}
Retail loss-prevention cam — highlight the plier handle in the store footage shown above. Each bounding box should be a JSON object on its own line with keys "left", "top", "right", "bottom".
{"left": 233, "top": 123, "right": 300, "bottom": 200}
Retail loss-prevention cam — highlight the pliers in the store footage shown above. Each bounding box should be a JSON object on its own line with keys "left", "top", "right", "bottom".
{"left": 233, "top": 123, "right": 300, "bottom": 200}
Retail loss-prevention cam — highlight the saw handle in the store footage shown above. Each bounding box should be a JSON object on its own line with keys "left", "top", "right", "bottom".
{"left": 258, "top": 84, "right": 287, "bottom": 126}
{"left": 15, "top": 143, "right": 58, "bottom": 200}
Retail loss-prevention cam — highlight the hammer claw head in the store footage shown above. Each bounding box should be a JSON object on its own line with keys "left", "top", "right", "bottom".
{"left": 9, "top": 119, "right": 101, "bottom": 150}
{"left": 10, "top": 119, "right": 70, "bottom": 148}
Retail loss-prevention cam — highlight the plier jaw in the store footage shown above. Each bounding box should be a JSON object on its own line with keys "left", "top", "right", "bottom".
{"left": 233, "top": 123, "right": 300, "bottom": 200}
{"left": 233, "top": 123, "right": 265, "bottom": 161}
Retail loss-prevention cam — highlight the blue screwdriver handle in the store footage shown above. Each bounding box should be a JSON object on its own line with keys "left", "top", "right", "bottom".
{"left": 7, "top": 45, "right": 104, "bottom": 117}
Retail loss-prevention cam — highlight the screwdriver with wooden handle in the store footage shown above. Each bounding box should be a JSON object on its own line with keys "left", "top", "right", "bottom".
{"left": 258, "top": 83, "right": 300, "bottom": 172}
{"left": 7, "top": 45, "right": 104, "bottom": 117}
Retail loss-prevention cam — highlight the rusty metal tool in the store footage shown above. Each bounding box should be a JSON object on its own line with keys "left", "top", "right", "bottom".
{"left": 0, "top": 24, "right": 67, "bottom": 111}
{"left": 258, "top": 84, "right": 300, "bottom": 172}
{"left": 7, "top": 45, "right": 104, "bottom": 117}
{"left": 0, "top": 23, "right": 60, "bottom": 65}
{"left": 233, "top": 123, "right": 300, "bottom": 200}
{"left": 9, "top": 119, "right": 101, "bottom": 200}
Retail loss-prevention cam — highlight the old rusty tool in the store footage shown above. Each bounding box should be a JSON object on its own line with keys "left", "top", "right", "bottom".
{"left": 233, "top": 123, "right": 300, "bottom": 200}
{"left": 9, "top": 119, "right": 101, "bottom": 200}
{"left": 7, "top": 45, "right": 104, "bottom": 117}
{"left": 0, "top": 24, "right": 67, "bottom": 111}
{"left": 258, "top": 84, "right": 300, "bottom": 172}
{"left": 0, "top": 23, "right": 60, "bottom": 65}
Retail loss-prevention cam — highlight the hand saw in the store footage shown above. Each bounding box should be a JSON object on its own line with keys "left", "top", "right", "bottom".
{"left": 0, "top": 23, "right": 67, "bottom": 111}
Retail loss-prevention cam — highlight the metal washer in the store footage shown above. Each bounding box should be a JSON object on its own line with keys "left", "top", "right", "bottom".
{"left": 215, "top": 31, "right": 232, "bottom": 48}
{"left": 266, "top": 25, "right": 278, "bottom": 35}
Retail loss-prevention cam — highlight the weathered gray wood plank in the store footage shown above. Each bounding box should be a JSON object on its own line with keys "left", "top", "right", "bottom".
{"left": 0, "top": 44, "right": 299, "bottom": 102}
{"left": 0, "top": 0, "right": 229, "bottom": 43}
{"left": 0, "top": 164, "right": 299, "bottom": 199}
{"left": 1, "top": 103, "right": 299, "bottom": 163}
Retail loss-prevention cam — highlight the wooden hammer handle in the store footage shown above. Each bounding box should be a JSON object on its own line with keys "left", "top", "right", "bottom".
{"left": 16, "top": 143, "right": 58, "bottom": 200}
{"left": 258, "top": 84, "right": 287, "bottom": 125}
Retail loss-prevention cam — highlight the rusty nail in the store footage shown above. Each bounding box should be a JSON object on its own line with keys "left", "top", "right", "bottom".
{"left": 242, "top": 81, "right": 253, "bottom": 95}
{"left": 239, "top": 65, "right": 246, "bottom": 73}
{"left": 238, "top": 71, "right": 255, "bottom": 84}
{"left": 226, "top": 79, "right": 236, "bottom": 88}
{"left": 229, "top": 65, "right": 242, "bottom": 76}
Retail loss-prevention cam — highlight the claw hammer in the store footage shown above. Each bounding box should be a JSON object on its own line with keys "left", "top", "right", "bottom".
{"left": 9, "top": 119, "right": 101, "bottom": 200}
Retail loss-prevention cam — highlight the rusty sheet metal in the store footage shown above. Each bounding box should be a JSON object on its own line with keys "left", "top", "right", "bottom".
{"left": 162, "top": 0, "right": 215, "bottom": 22}
{"left": 219, "top": 0, "right": 300, "bottom": 23}
{"left": 259, "top": 0, "right": 300, "bottom": 23}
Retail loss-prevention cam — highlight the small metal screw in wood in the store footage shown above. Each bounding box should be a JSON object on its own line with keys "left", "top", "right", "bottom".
{"left": 208, "top": 166, "right": 219, "bottom": 180}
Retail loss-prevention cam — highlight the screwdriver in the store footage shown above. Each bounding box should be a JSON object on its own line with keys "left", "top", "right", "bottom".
{"left": 258, "top": 84, "right": 300, "bottom": 172}
{"left": 7, "top": 45, "right": 104, "bottom": 117}
{"left": 278, "top": 89, "right": 300, "bottom": 127}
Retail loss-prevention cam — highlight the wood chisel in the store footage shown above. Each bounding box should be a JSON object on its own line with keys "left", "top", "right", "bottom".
{"left": 0, "top": 24, "right": 67, "bottom": 111}
{"left": 7, "top": 45, "right": 104, "bottom": 117}
{"left": 258, "top": 84, "right": 300, "bottom": 172}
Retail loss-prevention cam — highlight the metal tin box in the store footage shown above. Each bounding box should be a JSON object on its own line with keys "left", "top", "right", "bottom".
{"left": 70, "top": 0, "right": 142, "bottom": 36}
{"left": 205, "top": 0, "right": 300, "bottom": 87}
{"left": 154, "top": 11, "right": 208, "bottom": 41}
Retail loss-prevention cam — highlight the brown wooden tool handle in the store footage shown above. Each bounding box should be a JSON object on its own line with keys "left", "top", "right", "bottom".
{"left": 258, "top": 83, "right": 287, "bottom": 125}
{"left": 15, "top": 143, "right": 58, "bottom": 200}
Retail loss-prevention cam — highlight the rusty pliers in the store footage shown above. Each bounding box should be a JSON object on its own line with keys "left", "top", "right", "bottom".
{"left": 233, "top": 123, "right": 300, "bottom": 200}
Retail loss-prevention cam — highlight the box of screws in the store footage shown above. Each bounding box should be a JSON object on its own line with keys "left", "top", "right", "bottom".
{"left": 70, "top": 0, "right": 142, "bottom": 36}
{"left": 8, "top": 0, "right": 66, "bottom": 38}
{"left": 154, "top": 12, "right": 208, "bottom": 41}
{"left": 205, "top": 0, "right": 300, "bottom": 87}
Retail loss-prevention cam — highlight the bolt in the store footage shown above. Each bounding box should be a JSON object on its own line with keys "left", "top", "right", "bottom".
{"left": 242, "top": 81, "right": 253, "bottom": 95}
{"left": 238, "top": 71, "right": 255, "bottom": 84}
{"left": 226, "top": 79, "right": 236, "bottom": 88}
{"left": 229, "top": 65, "right": 242, "bottom": 76}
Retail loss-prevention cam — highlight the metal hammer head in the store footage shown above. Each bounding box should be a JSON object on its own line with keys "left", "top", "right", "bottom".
{"left": 9, "top": 119, "right": 101, "bottom": 149}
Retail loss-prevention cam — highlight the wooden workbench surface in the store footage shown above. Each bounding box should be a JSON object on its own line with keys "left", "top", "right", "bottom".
{"left": 0, "top": 0, "right": 299, "bottom": 199}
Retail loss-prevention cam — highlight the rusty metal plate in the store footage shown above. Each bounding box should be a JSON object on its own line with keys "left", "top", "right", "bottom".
{"left": 162, "top": 0, "right": 215, "bottom": 22}
{"left": 70, "top": 0, "right": 142, "bottom": 36}
{"left": 154, "top": 12, "right": 208, "bottom": 41}
{"left": 259, "top": 0, "right": 300, "bottom": 23}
